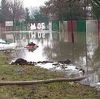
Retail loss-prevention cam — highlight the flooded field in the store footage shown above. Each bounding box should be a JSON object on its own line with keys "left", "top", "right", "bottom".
{"left": 5, "top": 30, "right": 100, "bottom": 90}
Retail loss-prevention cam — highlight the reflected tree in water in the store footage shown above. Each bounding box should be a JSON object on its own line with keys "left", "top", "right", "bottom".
{"left": 43, "top": 38, "right": 86, "bottom": 62}
{"left": 93, "top": 44, "right": 100, "bottom": 69}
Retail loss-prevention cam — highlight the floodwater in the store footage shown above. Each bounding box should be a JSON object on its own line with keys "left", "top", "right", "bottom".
{"left": 12, "top": 31, "right": 100, "bottom": 90}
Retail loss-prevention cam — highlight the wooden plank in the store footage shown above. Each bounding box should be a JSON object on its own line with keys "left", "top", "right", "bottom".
{"left": 0, "top": 77, "right": 86, "bottom": 86}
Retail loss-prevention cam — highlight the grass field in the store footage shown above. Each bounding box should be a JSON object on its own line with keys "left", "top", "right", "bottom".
{"left": 0, "top": 52, "right": 99, "bottom": 99}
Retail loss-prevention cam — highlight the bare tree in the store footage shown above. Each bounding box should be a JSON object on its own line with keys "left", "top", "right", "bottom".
{"left": 1, "top": 0, "right": 11, "bottom": 21}
{"left": 1, "top": 0, "right": 25, "bottom": 21}
{"left": 9, "top": 0, "right": 25, "bottom": 21}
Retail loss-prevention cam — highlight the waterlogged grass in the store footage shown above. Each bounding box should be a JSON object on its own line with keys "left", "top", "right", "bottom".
{"left": 0, "top": 52, "right": 100, "bottom": 99}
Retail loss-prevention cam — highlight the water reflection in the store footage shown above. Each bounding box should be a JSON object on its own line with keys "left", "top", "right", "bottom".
{"left": 12, "top": 31, "right": 100, "bottom": 90}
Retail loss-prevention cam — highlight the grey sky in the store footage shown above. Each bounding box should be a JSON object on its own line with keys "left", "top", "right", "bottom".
{"left": 23, "top": 0, "right": 48, "bottom": 8}
{"left": 0, "top": 0, "right": 48, "bottom": 8}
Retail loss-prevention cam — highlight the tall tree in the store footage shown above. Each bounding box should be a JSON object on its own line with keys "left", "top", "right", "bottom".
{"left": 9, "top": 0, "right": 25, "bottom": 21}
{"left": 1, "top": 0, "right": 11, "bottom": 22}
{"left": 91, "top": 0, "right": 100, "bottom": 19}
{"left": 91, "top": 0, "right": 100, "bottom": 41}
{"left": 30, "top": 9, "right": 49, "bottom": 23}
{"left": 25, "top": 8, "right": 30, "bottom": 23}
{"left": 41, "top": 0, "right": 86, "bottom": 21}
{"left": 0, "top": 0, "right": 25, "bottom": 22}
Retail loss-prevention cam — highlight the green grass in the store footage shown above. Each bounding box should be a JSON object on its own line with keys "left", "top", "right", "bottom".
{"left": 0, "top": 52, "right": 100, "bottom": 99}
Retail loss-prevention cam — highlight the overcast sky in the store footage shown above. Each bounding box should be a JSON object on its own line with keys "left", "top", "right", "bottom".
{"left": 0, "top": 0, "right": 48, "bottom": 8}
{"left": 23, "top": 0, "right": 48, "bottom": 8}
